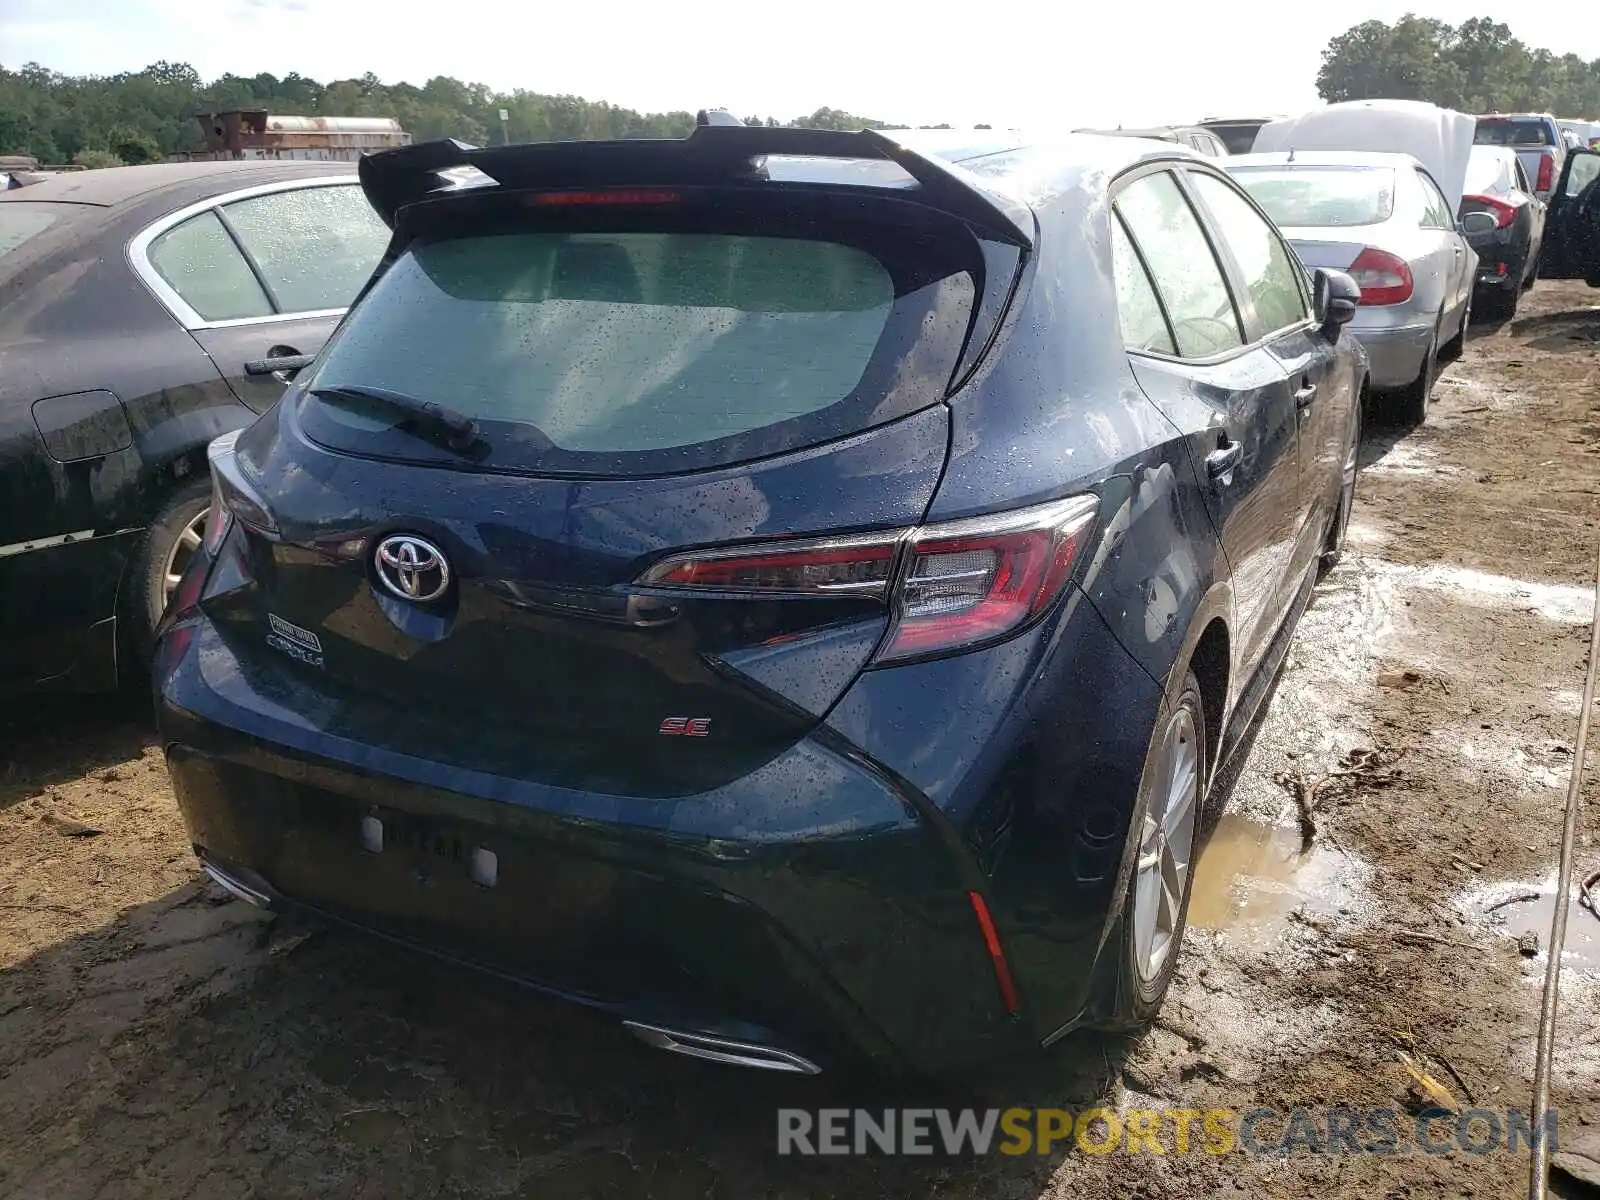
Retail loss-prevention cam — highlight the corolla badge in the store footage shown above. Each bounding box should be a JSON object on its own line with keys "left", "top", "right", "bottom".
{"left": 374, "top": 534, "right": 451, "bottom": 603}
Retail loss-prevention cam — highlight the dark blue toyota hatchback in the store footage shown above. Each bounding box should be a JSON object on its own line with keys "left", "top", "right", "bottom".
{"left": 155, "top": 124, "right": 1367, "bottom": 1076}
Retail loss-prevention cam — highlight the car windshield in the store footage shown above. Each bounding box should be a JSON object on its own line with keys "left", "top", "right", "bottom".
{"left": 1474, "top": 119, "right": 1554, "bottom": 147}
{"left": 1228, "top": 166, "right": 1396, "bottom": 228}
{"left": 300, "top": 211, "right": 979, "bottom": 475}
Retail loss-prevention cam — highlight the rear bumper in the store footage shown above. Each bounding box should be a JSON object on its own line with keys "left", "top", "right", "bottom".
{"left": 1466, "top": 230, "right": 1525, "bottom": 287}
{"left": 156, "top": 619, "right": 1041, "bottom": 1075}
{"left": 1350, "top": 320, "right": 1433, "bottom": 390}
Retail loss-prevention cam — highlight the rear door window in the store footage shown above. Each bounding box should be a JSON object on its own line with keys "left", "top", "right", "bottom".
{"left": 299, "top": 198, "right": 980, "bottom": 475}
{"left": 147, "top": 210, "right": 273, "bottom": 322}
{"left": 1416, "top": 171, "right": 1454, "bottom": 230}
{"left": 220, "top": 184, "right": 388, "bottom": 314}
{"left": 1113, "top": 171, "right": 1244, "bottom": 359}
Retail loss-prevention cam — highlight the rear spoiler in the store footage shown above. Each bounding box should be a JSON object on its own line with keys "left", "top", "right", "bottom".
{"left": 356, "top": 125, "right": 1034, "bottom": 248}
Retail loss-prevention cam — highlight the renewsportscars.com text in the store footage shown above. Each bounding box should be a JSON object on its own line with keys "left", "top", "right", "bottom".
{"left": 776, "top": 1106, "right": 1559, "bottom": 1157}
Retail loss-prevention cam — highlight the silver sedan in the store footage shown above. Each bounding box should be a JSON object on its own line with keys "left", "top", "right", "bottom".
{"left": 1226, "top": 150, "right": 1488, "bottom": 423}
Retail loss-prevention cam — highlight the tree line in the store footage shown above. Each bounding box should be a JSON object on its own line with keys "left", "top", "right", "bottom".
{"left": 1318, "top": 16, "right": 1600, "bottom": 115}
{"left": 0, "top": 61, "right": 955, "bottom": 168}
{"left": 6, "top": 15, "right": 1593, "bottom": 169}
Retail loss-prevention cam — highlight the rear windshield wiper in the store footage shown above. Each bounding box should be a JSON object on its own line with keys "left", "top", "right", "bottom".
{"left": 308, "top": 385, "right": 484, "bottom": 455}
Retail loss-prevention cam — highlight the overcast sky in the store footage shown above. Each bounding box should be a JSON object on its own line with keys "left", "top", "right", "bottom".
{"left": 3, "top": 0, "right": 1597, "bottom": 129}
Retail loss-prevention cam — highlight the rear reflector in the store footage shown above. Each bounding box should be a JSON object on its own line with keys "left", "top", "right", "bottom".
{"left": 1347, "top": 247, "right": 1414, "bottom": 306}
{"left": 968, "top": 890, "right": 1022, "bottom": 1014}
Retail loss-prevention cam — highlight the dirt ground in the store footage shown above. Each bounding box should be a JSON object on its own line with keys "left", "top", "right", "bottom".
{"left": 3, "top": 283, "right": 1600, "bottom": 1199}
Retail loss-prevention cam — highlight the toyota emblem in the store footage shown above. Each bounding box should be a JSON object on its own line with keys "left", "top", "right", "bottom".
{"left": 374, "top": 534, "right": 451, "bottom": 603}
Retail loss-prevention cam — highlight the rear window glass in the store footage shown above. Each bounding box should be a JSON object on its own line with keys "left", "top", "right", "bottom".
{"left": 301, "top": 206, "right": 978, "bottom": 475}
{"left": 1228, "top": 166, "right": 1395, "bottom": 228}
{"left": 1474, "top": 120, "right": 1554, "bottom": 147}
{"left": 0, "top": 204, "right": 62, "bottom": 260}
{"left": 1464, "top": 150, "right": 1510, "bottom": 195}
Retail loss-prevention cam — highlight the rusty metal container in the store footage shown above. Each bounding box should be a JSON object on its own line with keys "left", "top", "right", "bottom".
{"left": 170, "top": 111, "right": 412, "bottom": 162}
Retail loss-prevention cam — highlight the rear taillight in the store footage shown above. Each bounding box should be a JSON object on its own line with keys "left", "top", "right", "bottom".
{"left": 201, "top": 471, "right": 233, "bottom": 555}
{"left": 881, "top": 496, "right": 1098, "bottom": 661}
{"left": 1537, "top": 153, "right": 1555, "bottom": 193}
{"left": 167, "top": 430, "right": 273, "bottom": 626}
{"left": 1347, "top": 247, "right": 1414, "bottom": 306}
{"left": 637, "top": 494, "right": 1099, "bottom": 662}
{"left": 1462, "top": 194, "right": 1517, "bottom": 229}
{"left": 206, "top": 430, "right": 277, "bottom": 543}
{"left": 638, "top": 532, "right": 899, "bottom": 597}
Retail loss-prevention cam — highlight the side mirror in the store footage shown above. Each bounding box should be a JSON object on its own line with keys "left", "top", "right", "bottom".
{"left": 1313, "top": 267, "right": 1361, "bottom": 336}
{"left": 1460, "top": 211, "right": 1499, "bottom": 236}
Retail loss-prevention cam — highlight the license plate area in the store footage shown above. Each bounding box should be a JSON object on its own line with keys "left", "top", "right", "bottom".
{"left": 358, "top": 808, "right": 498, "bottom": 887}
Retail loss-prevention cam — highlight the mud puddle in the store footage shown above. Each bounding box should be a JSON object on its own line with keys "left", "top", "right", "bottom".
{"left": 1464, "top": 875, "right": 1600, "bottom": 971}
{"left": 1189, "top": 814, "right": 1368, "bottom": 947}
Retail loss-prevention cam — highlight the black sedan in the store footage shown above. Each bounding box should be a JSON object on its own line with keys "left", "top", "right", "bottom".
{"left": 0, "top": 161, "right": 389, "bottom": 694}
{"left": 155, "top": 126, "right": 1366, "bottom": 1075}
{"left": 1459, "top": 144, "right": 1546, "bottom": 319}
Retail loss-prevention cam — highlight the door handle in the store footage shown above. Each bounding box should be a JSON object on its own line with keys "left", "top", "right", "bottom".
{"left": 1206, "top": 440, "right": 1243, "bottom": 481}
{"left": 244, "top": 353, "right": 315, "bottom": 376}
{"left": 1295, "top": 381, "right": 1318, "bottom": 409}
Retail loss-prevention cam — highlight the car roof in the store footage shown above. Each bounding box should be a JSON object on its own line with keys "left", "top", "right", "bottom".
{"left": 1227, "top": 150, "right": 1421, "bottom": 170}
{"left": 759, "top": 130, "right": 1204, "bottom": 213}
{"left": 0, "top": 159, "right": 357, "bottom": 208}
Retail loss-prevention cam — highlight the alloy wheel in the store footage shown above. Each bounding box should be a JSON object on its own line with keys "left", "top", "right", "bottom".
{"left": 1131, "top": 704, "right": 1200, "bottom": 984}
{"left": 158, "top": 506, "right": 209, "bottom": 614}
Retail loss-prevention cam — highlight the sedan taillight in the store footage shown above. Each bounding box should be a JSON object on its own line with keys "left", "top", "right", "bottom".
{"left": 1461, "top": 194, "right": 1518, "bottom": 229}
{"left": 637, "top": 495, "right": 1099, "bottom": 663}
{"left": 1347, "top": 247, "right": 1415, "bottom": 306}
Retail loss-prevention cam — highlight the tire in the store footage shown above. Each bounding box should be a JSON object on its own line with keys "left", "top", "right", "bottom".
{"left": 1382, "top": 326, "right": 1437, "bottom": 428}
{"left": 1099, "top": 671, "right": 1207, "bottom": 1030}
{"left": 1320, "top": 392, "right": 1362, "bottom": 577}
{"left": 123, "top": 478, "right": 211, "bottom": 667}
{"left": 1479, "top": 280, "right": 1519, "bottom": 322}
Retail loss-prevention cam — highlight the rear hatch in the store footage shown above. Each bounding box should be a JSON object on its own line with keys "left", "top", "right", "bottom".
{"left": 206, "top": 129, "right": 1029, "bottom": 798}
